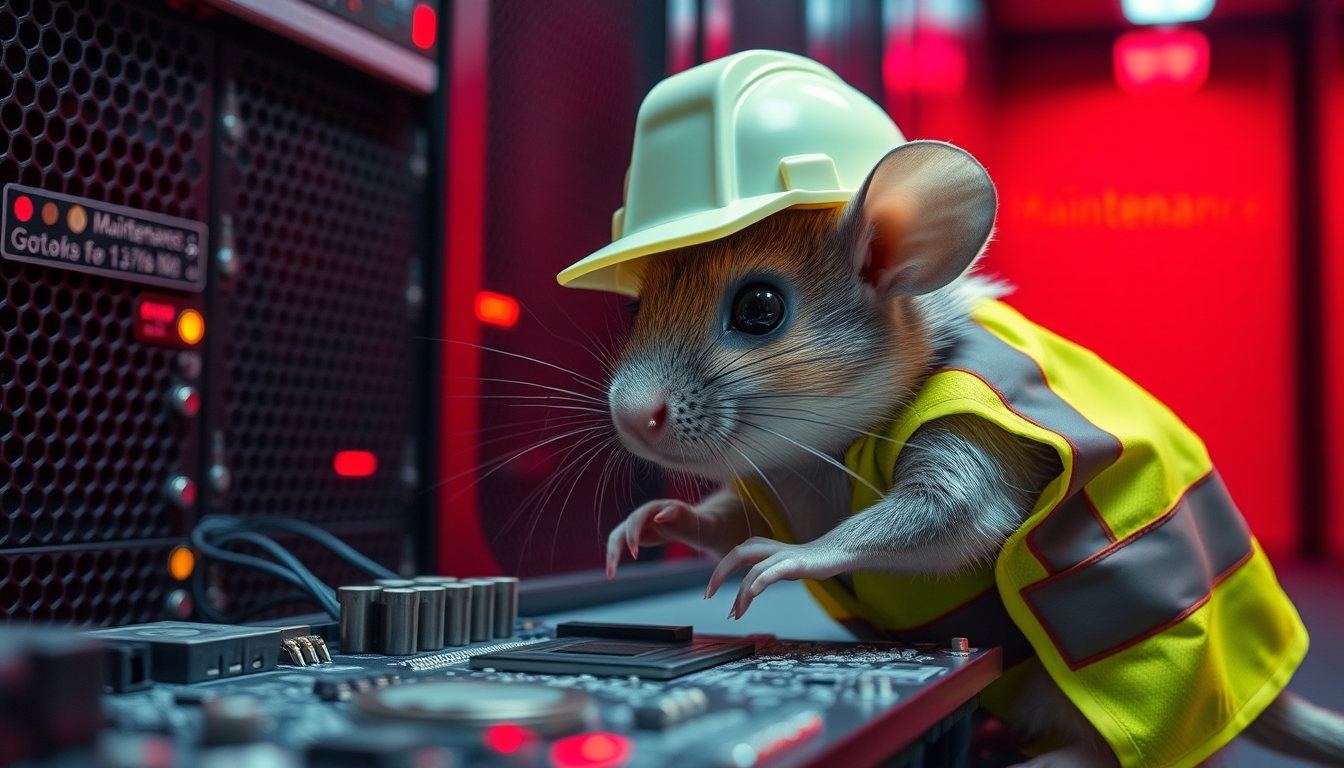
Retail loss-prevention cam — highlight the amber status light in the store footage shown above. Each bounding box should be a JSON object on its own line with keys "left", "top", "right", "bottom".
{"left": 475, "top": 290, "right": 521, "bottom": 328}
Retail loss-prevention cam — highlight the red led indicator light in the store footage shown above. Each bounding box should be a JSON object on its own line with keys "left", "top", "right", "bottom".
{"left": 13, "top": 195, "right": 33, "bottom": 222}
{"left": 548, "top": 732, "right": 631, "bottom": 768}
{"left": 483, "top": 724, "right": 537, "bottom": 755}
{"left": 334, "top": 451, "right": 378, "bottom": 477}
{"left": 475, "top": 291, "right": 520, "bottom": 328}
{"left": 411, "top": 4, "right": 437, "bottom": 49}
{"left": 1114, "top": 29, "right": 1210, "bottom": 94}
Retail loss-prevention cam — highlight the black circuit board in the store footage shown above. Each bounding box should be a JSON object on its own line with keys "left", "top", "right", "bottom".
{"left": 99, "top": 626, "right": 998, "bottom": 768}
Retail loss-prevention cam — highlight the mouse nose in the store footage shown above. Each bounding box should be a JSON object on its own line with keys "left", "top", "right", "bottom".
{"left": 615, "top": 395, "right": 669, "bottom": 446}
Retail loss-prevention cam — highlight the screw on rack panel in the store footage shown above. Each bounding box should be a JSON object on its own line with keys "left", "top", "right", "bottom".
{"left": 405, "top": 259, "right": 425, "bottom": 320}
{"left": 215, "top": 214, "right": 238, "bottom": 278}
{"left": 170, "top": 385, "right": 201, "bottom": 417}
{"left": 165, "top": 476, "right": 197, "bottom": 510}
{"left": 401, "top": 438, "right": 419, "bottom": 495}
{"left": 165, "top": 589, "right": 194, "bottom": 619}
{"left": 950, "top": 637, "right": 971, "bottom": 657}
{"left": 208, "top": 431, "right": 232, "bottom": 496}
{"left": 220, "top": 80, "right": 245, "bottom": 153}
{"left": 410, "top": 129, "right": 429, "bottom": 181}
{"left": 177, "top": 351, "right": 203, "bottom": 380}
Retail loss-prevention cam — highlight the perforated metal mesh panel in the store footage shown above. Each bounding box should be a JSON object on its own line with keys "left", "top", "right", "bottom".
{"left": 206, "top": 42, "right": 423, "bottom": 612}
{"left": 478, "top": 1, "right": 661, "bottom": 576}
{"left": 0, "top": 0, "right": 211, "bottom": 624}
{"left": 0, "top": 542, "right": 170, "bottom": 625}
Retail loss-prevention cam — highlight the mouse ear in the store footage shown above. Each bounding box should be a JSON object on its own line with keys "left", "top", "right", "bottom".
{"left": 846, "top": 141, "right": 996, "bottom": 297}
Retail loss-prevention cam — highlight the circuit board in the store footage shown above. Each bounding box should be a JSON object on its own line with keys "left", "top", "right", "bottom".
{"left": 92, "top": 623, "right": 1001, "bottom": 768}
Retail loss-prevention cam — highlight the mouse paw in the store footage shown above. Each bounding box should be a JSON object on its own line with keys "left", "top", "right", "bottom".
{"left": 706, "top": 538, "right": 853, "bottom": 619}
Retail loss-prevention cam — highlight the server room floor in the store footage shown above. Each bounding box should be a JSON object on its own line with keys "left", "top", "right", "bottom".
{"left": 539, "top": 561, "right": 1344, "bottom": 767}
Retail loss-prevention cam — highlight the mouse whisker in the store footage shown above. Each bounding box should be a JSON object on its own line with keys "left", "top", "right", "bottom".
{"left": 499, "top": 433, "right": 619, "bottom": 564}
{"left": 734, "top": 421, "right": 885, "bottom": 497}
{"left": 431, "top": 338, "right": 609, "bottom": 393}
{"left": 471, "top": 376, "right": 607, "bottom": 404}
{"left": 731, "top": 406, "right": 908, "bottom": 447}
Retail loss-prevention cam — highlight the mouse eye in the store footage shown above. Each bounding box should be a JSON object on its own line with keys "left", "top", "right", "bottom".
{"left": 731, "top": 283, "right": 785, "bottom": 335}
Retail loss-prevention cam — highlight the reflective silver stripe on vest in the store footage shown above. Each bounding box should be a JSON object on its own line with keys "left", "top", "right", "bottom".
{"left": 941, "top": 323, "right": 1122, "bottom": 495}
{"left": 1021, "top": 472, "right": 1253, "bottom": 667}
{"left": 940, "top": 323, "right": 1122, "bottom": 572}
{"left": 1028, "top": 492, "right": 1115, "bottom": 572}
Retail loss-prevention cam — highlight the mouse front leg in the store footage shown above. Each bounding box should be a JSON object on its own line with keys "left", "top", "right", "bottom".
{"left": 708, "top": 414, "right": 1061, "bottom": 617}
{"left": 605, "top": 485, "right": 768, "bottom": 578}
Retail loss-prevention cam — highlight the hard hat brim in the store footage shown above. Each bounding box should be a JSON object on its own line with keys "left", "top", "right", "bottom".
{"left": 557, "top": 188, "right": 852, "bottom": 296}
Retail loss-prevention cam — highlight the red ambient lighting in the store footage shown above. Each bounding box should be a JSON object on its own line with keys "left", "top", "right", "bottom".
{"left": 411, "top": 4, "right": 437, "bottom": 49}
{"left": 12, "top": 195, "right": 33, "bottom": 222}
{"left": 483, "top": 724, "right": 537, "bottom": 754}
{"left": 1114, "top": 29, "right": 1210, "bottom": 94}
{"left": 333, "top": 451, "right": 378, "bottom": 477}
{"left": 475, "top": 290, "right": 520, "bottom": 328}
{"left": 548, "top": 732, "right": 632, "bottom": 768}
{"left": 884, "top": 31, "right": 967, "bottom": 96}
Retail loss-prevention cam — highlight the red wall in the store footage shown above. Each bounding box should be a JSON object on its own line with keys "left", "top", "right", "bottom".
{"left": 1326, "top": 15, "right": 1344, "bottom": 557}
{"left": 977, "top": 30, "right": 1300, "bottom": 555}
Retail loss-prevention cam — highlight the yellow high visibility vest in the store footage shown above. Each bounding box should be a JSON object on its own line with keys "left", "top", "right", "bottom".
{"left": 740, "top": 299, "right": 1306, "bottom": 768}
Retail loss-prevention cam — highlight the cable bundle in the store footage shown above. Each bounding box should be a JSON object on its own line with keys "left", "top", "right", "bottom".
{"left": 189, "top": 516, "right": 400, "bottom": 623}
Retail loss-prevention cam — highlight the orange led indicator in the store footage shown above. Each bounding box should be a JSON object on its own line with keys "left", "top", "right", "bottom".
{"left": 334, "top": 450, "right": 378, "bottom": 477}
{"left": 168, "top": 546, "right": 196, "bottom": 580}
{"left": 13, "top": 195, "right": 33, "bottom": 222}
{"left": 177, "top": 309, "right": 205, "bottom": 345}
{"left": 475, "top": 291, "right": 520, "bottom": 328}
{"left": 411, "top": 4, "right": 437, "bottom": 49}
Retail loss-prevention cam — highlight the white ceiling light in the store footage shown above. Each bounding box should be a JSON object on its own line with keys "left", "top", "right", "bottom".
{"left": 1121, "top": 0, "right": 1215, "bottom": 25}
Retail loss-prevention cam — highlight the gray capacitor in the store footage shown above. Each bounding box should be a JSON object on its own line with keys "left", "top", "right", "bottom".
{"left": 463, "top": 580, "right": 496, "bottom": 643}
{"left": 337, "top": 585, "right": 383, "bottom": 654}
{"left": 486, "top": 577, "right": 519, "bottom": 638}
{"left": 442, "top": 583, "right": 472, "bottom": 647}
{"left": 380, "top": 588, "right": 420, "bottom": 656}
{"left": 413, "top": 585, "right": 447, "bottom": 651}
{"left": 373, "top": 578, "right": 415, "bottom": 588}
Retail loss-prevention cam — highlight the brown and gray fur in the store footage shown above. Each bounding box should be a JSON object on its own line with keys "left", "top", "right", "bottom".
{"left": 602, "top": 142, "right": 1344, "bottom": 767}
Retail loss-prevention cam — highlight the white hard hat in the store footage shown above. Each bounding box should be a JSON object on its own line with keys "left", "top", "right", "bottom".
{"left": 557, "top": 50, "right": 905, "bottom": 296}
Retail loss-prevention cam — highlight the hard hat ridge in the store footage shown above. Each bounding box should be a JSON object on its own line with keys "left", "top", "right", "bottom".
{"left": 558, "top": 49, "right": 905, "bottom": 296}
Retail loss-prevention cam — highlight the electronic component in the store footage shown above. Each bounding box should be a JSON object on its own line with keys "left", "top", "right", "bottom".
{"left": 556, "top": 622, "right": 692, "bottom": 642}
{"left": 102, "top": 642, "right": 154, "bottom": 694}
{"left": 486, "top": 576, "right": 520, "bottom": 638}
{"left": 443, "top": 583, "right": 472, "bottom": 647}
{"left": 0, "top": 630, "right": 105, "bottom": 764}
{"left": 469, "top": 634, "right": 755, "bottom": 680}
{"left": 635, "top": 687, "right": 709, "bottom": 729}
{"left": 414, "top": 585, "right": 447, "bottom": 652}
{"left": 339, "top": 586, "right": 384, "bottom": 654}
{"left": 201, "top": 696, "right": 264, "bottom": 746}
{"left": 353, "top": 680, "right": 598, "bottom": 737}
{"left": 84, "top": 622, "right": 280, "bottom": 684}
{"left": 380, "top": 588, "right": 421, "bottom": 657}
{"left": 314, "top": 673, "right": 404, "bottom": 703}
{"left": 464, "top": 580, "right": 496, "bottom": 643}
{"left": 280, "top": 635, "right": 333, "bottom": 667}
{"left": 307, "top": 729, "right": 455, "bottom": 768}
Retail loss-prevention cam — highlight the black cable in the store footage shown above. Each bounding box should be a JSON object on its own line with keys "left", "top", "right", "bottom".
{"left": 190, "top": 517, "right": 340, "bottom": 618}
{"left": 227, "top": 517, "right": 398, "bottom": 581}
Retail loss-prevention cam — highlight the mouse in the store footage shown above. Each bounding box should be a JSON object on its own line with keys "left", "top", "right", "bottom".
{"left": 590, "top": 140, "right": 1344, "bottom": 768}
{"left": 551, "top": 49, "right": 1342, "bottom": 768}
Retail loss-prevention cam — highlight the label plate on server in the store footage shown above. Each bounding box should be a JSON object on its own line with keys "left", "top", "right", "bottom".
{"left": 2, "top": 184, "right": 207, "bottom": 292}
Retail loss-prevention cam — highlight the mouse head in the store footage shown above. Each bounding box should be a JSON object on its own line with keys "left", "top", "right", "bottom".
{"left": 607, "top": 141, "right": 997, "bottom": 478}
